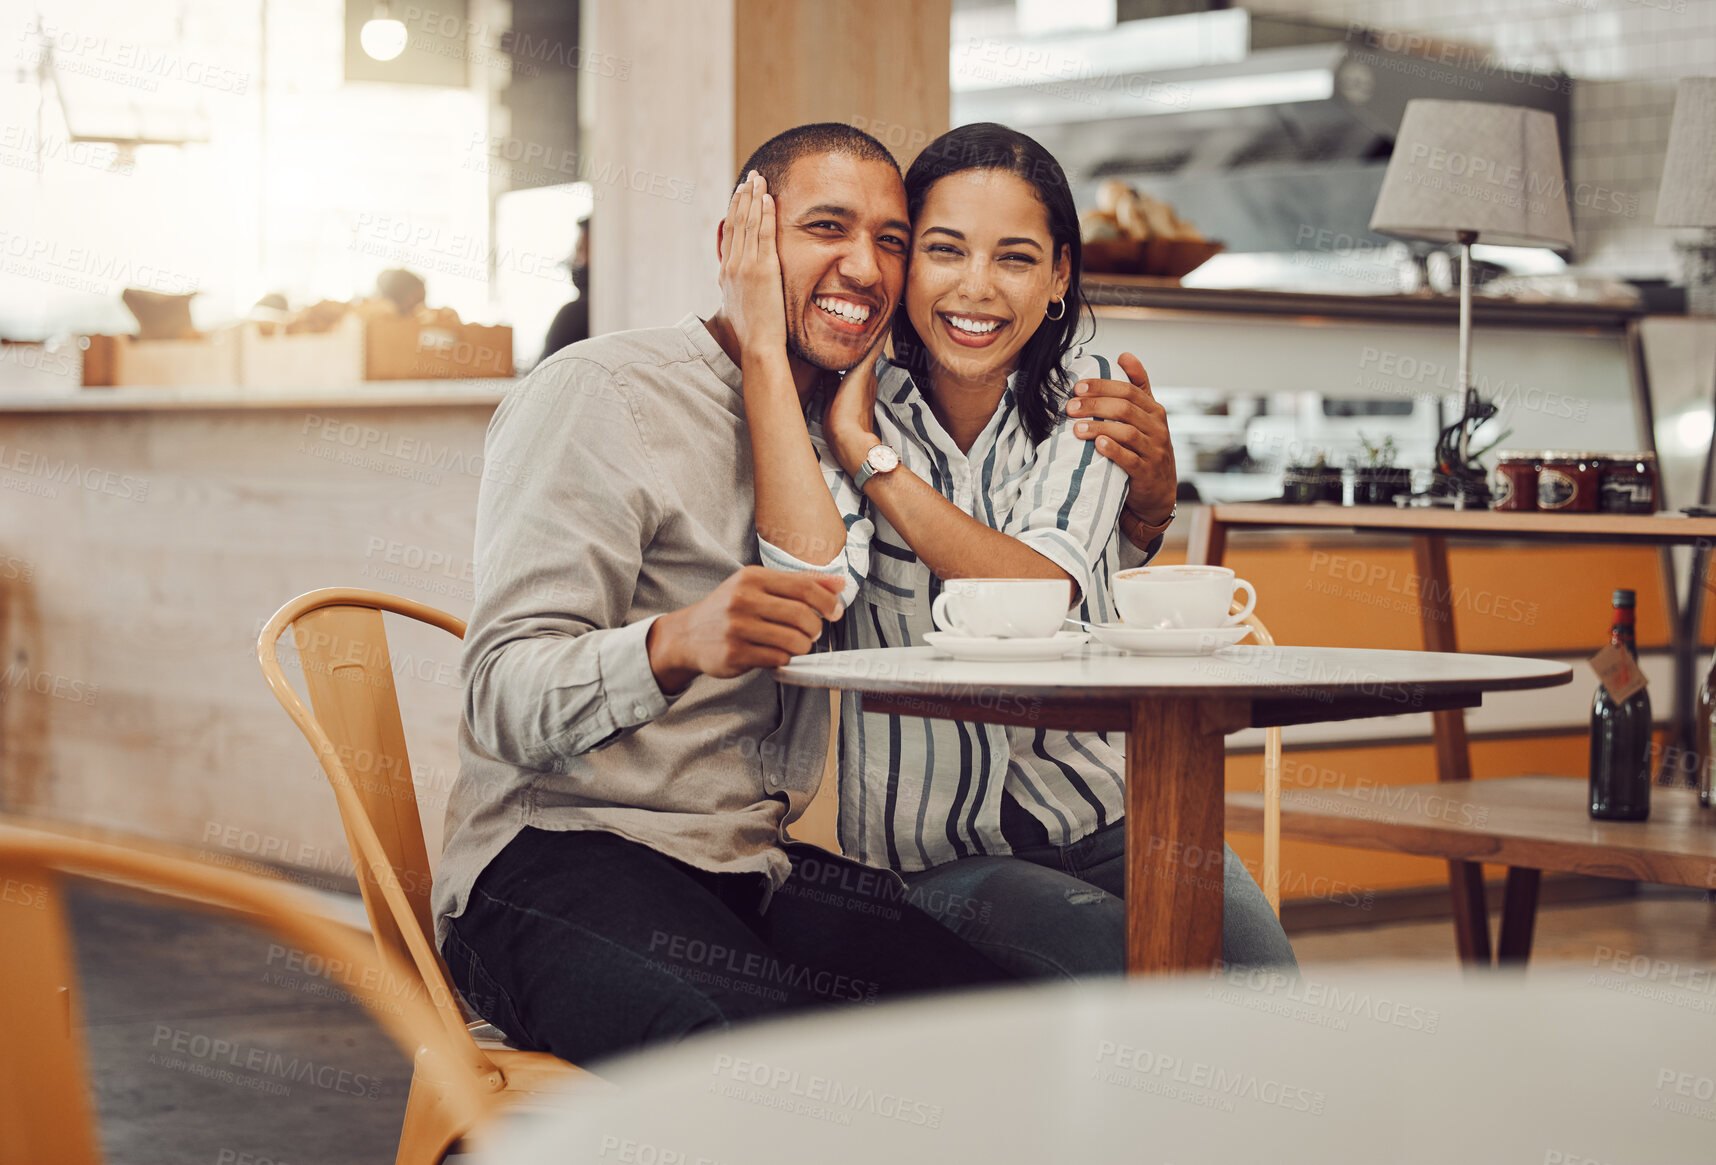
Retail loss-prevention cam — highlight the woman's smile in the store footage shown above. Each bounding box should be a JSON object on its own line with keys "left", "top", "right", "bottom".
{"left": 938, "top": 310, "right": 1009, "bottom": 348}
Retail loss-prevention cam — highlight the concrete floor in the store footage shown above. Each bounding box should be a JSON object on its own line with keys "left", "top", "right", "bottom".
{"left": 72, "top": 886, "right": 411, "bottom": 1165}
{"left": 72, "top": 884, "right": 1716, "bottom": 1164}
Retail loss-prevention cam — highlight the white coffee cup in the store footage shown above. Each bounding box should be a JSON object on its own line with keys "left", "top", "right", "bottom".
{"left": 1111, "top": 565, "right": 1256, "bottom": 630}
{"left": 931, "top": 578, "right": 1071, "bottom": 639}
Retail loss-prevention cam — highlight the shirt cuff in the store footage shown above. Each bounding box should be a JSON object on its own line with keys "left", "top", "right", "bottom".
{"left": 1116, "top": 529, "right": 1165, "bottom": 571}
{"left": 758, "top": 524, "right": 869, "bottom": 610}
{"left": 597, "top": 615, "right": 678, "bottom": 732}
{"left": 1015, "top": 527, "right": 1097, "bottom": 604}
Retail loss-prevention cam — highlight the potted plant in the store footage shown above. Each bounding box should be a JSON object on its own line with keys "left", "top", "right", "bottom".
{"left": 1351, "top": 434, "right": 1410, "bottom": 505}
{"left": 1283, "top": 451, "right": 1342, "bottom": 504}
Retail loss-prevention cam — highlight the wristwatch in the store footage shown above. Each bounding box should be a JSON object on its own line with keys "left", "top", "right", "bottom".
{"left": 1129, "top": 502, "right": 1177, "bottom": 540}
{"left": 853, "top": 443, "right": 901, "bottom": 491}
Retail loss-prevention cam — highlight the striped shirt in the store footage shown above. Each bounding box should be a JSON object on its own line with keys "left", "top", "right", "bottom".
{"left": 760, "top": 352, "right": 1158, "bottom": 872}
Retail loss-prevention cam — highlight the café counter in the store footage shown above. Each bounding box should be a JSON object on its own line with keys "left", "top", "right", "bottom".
{"left": 0, "top": 379, "right": 508, "bottom": 884}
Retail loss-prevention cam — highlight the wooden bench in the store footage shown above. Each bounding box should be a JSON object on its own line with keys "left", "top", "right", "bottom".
{"left": 1191, "top": 504, "right": 1716, "bottom": 963}
{"left": 1227, "top": 775, "right": 1716, "bottom": 961}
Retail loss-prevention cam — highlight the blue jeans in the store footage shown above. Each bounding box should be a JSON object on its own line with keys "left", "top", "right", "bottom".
{"left": 901, "top": 818, "right": 1297, "bottom": 979}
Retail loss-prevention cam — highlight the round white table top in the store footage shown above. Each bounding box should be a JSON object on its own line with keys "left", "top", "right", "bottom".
{"left": 477, "top": 970, "right": 1714, "bottom": 1164}
{"left": 776, "top": 643, "right": 1572, "bottom": 701}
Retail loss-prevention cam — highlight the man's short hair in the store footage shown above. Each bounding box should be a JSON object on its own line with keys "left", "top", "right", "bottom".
{"left": 734, "top": 123, "right": 899, "bottom": 200}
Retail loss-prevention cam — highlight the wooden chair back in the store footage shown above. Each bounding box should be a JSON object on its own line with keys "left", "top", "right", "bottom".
{"left": 0, "top": 823, "right": 494, "bottom": 1165}
{"left": 786, "top": 692, "right": 844, "bottom": 853}
{"left": 256, "top": 588, "right": 491, "bottom": 1065}
{"left": 1234, "top": 604, "right": 1283, "bottom": 915}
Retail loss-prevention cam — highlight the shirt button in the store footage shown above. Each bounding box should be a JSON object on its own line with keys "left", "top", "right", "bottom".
{"left": 632, "top": 703, "right": 649, "bottom": 718}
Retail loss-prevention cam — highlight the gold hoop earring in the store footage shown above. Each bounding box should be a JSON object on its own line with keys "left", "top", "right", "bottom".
{"left": 1045, "top": 297, "right": 1066, "bottom": 321}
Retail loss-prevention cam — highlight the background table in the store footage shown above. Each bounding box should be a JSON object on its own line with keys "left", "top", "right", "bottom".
{"left": 777, "top": 644, "right": 1569, "bottom": 973}
{"left": 478, "top": 970, "right": 1716, "bottom": 1165}
{"left": 1190, "top": 503, "right": 1716, "bottom": 963}
{"left": 1228, "top": 777, "right": 1716, "bottom": 955}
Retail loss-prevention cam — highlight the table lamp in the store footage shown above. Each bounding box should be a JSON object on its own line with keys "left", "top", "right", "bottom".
{"left": 1656, "top": 77, "right": 1716, "bottom": 317}
{"left": 1370, "top": 99, "right": 1575, "bottom": 506}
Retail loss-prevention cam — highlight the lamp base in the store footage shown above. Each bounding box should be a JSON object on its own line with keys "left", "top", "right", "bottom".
{"left": 1430, "top": 465, "right": 1492, "bottom": 509}
{"left": 1676, "top": 230, "right": 1716, "bottom": 317}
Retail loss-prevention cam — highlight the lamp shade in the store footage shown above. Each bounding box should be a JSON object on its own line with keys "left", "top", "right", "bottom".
{"left": 1656, "top": 78, "right": 1716, "bottom": 228}
{"left": 1370, "top": 99, "right": 1574, "bottom": 249}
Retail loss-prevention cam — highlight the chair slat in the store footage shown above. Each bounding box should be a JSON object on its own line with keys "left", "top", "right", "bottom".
{"left": 0, "top": 864, "right": 102, "bottom": 1165}
{"left": 291, "top": 606, "right": 436, "bottom": 957}
{"left": 1236, "top": 606, "right": 1283, "bottom": 917}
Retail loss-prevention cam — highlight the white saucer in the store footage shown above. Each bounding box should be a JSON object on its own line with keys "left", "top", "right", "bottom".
{"left": 922, "top": 630, "right": 1088, "bottom": 662}
{"left": 1086, "top": 623, "right": 1251, "bottom": 656}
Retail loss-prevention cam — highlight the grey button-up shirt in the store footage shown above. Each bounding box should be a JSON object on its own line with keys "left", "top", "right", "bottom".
{"left": 433, "top": 314, "right": 831, "bottom": 947}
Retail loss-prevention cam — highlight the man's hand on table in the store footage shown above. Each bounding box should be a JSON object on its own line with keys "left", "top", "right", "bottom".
{"left": 1067, "top": 351, "right": 1177, "bottom": 549}
{"left": 647, "top": 567, "right": 846, "bottom": 694}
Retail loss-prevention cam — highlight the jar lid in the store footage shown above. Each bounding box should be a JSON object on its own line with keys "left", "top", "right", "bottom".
{"left": 1493, "top": 450, "right": 1534, "bottom": 461}
{"left": 1537, "top": 450, "right": 1582, "bottom": 460}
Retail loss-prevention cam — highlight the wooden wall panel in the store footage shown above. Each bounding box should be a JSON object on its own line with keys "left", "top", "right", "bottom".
{"left": 734, "top": 0, "right": 951, "bottom": 169}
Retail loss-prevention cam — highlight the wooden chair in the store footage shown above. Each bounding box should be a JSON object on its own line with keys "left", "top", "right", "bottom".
{"left": 0, "top": 822, "right": 495, "bottom": 1165}
{"left": 1231, "top": 603, "right": 1283, "bottom": 916}
{"left": 257, "top": 588, "right": 588, "bottom": 1165}
{"left": 785, "top": 691, "right": 844, "bottom": 853}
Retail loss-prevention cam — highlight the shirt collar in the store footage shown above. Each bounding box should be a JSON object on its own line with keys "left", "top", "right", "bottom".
{"left": 681, "top": 313, "right": 743, "bottom": 393}
{"left": 877, "top": 357, "right": 1019, "bottom": 461}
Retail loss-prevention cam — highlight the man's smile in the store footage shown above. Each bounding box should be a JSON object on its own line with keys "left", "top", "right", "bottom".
{"left": 811, "top": 293, "right": 880, "bottom": 336}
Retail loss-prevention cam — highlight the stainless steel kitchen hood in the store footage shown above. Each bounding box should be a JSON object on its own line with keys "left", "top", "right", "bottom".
{"left": 951, "top": 9, "right": 1573, "bottom": 255}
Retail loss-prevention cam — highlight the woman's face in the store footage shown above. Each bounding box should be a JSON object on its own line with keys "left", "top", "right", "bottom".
{"left": 905, "top": 168, "right": 1071, "bottom": 387}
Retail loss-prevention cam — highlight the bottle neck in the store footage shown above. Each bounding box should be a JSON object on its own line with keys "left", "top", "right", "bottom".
{"left": 1611, "top": 608, "right": 1637, "bottom": 657}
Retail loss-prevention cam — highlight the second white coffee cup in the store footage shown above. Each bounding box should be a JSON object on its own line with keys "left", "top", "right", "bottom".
{"left": 1112, "top": 565, "right": 1256, "bottom": 630}
{"left": 931, "top": 578, "right": 1071, "bottom": 639}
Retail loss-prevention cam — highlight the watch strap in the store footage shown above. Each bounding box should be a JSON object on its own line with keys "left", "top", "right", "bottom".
{"left": 854, "top": 444, "right": 896, "bottom": 491}
{"left": 1129, "top": 502, "right": 1177, "bottom": 539}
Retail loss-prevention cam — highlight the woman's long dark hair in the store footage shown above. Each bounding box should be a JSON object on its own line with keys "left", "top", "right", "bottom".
{"left": 892, "top": 122, "right": 1091, "bottom": 445}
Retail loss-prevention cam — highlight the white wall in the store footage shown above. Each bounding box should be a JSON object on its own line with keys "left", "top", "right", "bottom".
{"left": 582, "top": 0, "right": 736, "bottom": 336}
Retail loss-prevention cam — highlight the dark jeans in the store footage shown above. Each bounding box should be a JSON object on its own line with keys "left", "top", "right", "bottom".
{"left": 900, "top": 796, "right": 1298, "bottom": 979}
{"left": 441, "top": 827, "right": 1013, "bottom": 1067}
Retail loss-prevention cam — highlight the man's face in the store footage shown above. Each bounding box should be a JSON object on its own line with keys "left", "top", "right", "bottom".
{"left": 769, "top": 153, "right": 909, "bottom": 371}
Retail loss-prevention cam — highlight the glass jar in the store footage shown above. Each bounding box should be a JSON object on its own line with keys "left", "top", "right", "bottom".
{"left": 1537, "top": 451, "right": 1600, "bottom": 512}
{"left": 1598, "top": 452, "right": 1658, "bottom": 514}
{"left": 1492, "top": 451, "right": 1540, "bottom": 512}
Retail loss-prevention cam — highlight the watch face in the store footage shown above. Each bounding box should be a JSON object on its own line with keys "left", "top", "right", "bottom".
{"left": 869, "top": 445, "right": 900, "bottom": 472}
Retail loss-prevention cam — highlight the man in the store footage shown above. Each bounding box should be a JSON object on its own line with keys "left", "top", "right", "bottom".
{"left": 538, "top": 215, "right": 590, "bottom": 362}
{"left": 434, "top": 124, "right": 1175, "bottom": 1067}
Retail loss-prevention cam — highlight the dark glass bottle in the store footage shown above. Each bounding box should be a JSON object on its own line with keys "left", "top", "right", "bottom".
{"left": 1590, "top": 589, "right": 1651, "bottom": 821}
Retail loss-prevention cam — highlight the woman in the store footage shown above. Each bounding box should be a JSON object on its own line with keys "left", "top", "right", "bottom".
{"left": 728, "top": 123, "right": 1294, "bottom": 975}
